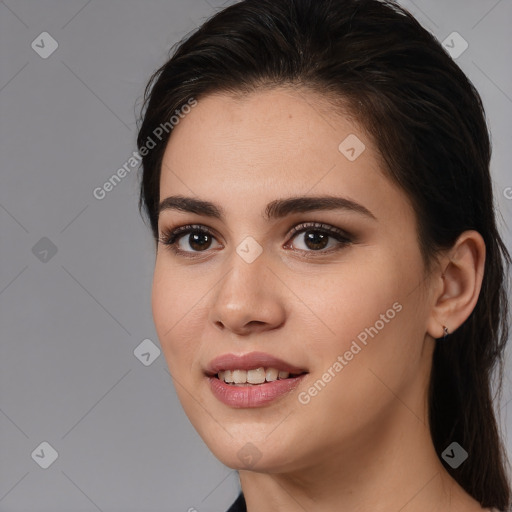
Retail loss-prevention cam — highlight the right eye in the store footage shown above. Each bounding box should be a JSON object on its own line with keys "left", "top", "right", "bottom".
{"left": 158, "top": 224, "right": 222, "bottom": 256}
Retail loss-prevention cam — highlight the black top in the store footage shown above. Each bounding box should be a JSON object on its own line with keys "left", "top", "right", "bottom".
{"left": 225, "top": 493, "right": 501, "bottom": 511}
{"left": 226, "top": 492, "right": 246, "bottom": 512}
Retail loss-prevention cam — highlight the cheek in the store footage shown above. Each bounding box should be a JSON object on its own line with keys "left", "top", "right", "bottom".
{"left": 317, "top": 256, "right": 403, "bottom": 343}
{"left": 151, "top": 261, "right": 198, "bottom": 372}
{"left": 310, "top": 247, "right": 424, "bottom": 392}
{"left": 307, "top": 261, "right": 426, "bottom": 408}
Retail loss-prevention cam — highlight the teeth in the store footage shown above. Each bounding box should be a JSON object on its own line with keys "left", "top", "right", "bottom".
{"left": 265, "top": 367, "right": 278, "bottom": 381}
{"left": 232, "top": 369, "right": 247, "bottom": 384}
{"left": 216, "top": 367, "right": 298, "bottom": 384}
{"left": 247, "top": 367, "right": 266, "bottom": 384}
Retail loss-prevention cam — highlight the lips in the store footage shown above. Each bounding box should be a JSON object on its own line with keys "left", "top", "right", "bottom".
{"left": 204, "top": 351, "right": 308, "bottom": 376}
{"left": 204, "top": 351, "right": 308, "bottom": 407}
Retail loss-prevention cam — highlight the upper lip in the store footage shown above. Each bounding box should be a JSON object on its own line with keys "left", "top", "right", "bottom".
{"left": 205, "top": 351, "right": 308, "bottom": 376}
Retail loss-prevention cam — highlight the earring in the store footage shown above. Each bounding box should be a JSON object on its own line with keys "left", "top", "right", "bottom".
{"left": 442, "top": 325, "right": 449, "bottom": 339}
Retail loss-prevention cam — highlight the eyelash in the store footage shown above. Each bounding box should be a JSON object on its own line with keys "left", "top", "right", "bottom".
{"left": 157, "top": 222, "right": 353, "bottom": 258}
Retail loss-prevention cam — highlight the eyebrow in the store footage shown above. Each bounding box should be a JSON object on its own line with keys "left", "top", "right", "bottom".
{"left": 158, "top": 195, "right": 376, "bottom": 221}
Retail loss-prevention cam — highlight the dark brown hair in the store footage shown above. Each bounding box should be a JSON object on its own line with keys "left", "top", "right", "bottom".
{"left": 137, "top": 0, "right": 511, "bottom": 509}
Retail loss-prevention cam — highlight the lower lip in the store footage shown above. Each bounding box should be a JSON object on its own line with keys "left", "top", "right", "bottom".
{"left": 207, "top": 374, "right": 307, "bottom": 408}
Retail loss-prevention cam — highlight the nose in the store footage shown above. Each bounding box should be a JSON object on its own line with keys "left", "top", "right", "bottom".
{"left": 209, "top": 249, "right": 287, "bottom": 336}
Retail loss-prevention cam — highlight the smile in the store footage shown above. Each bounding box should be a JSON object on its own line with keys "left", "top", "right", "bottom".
{"left": 217, "top": 367, "right": 304, "bottom": 385}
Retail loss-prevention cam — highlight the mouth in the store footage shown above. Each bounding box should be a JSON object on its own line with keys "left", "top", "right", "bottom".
{"left": 213, "top": 367, "right": 307, "bottom": 386}
{"left": 204, "top": 352, "right": 308, "bottom": 406}
{"left": 205, "top": 351, "right": 308, "bottom": 382}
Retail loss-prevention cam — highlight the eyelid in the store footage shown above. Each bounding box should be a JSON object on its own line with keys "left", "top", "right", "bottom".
{"left": 159, "top": 223, "right": 219, "bottom": 243}
{"left": 285, "top": 221, "right": 352, "bottom": 243}
{"left": 158, "top": 224, "right": 222, "bottom": 252}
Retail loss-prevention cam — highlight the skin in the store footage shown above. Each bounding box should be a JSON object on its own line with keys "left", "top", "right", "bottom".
{"left": 152, "top": 87, "right": 487, "bottom": 511}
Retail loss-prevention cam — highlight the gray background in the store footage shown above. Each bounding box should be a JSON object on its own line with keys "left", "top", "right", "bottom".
{"left": 1, "top": 0, "right": 511, "bottom": 510}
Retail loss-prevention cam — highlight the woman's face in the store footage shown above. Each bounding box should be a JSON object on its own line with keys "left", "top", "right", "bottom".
{"left": 152, "top": 87, "right": 437, "bottom": 472}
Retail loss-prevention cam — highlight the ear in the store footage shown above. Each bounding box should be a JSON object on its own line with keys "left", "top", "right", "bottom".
{"left": 426, "top": 230, "right": 486, "bottom": 339}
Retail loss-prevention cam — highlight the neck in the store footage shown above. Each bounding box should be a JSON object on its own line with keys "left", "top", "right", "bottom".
{"left": 238, "top": 402, "right": 478, "bottom": 512}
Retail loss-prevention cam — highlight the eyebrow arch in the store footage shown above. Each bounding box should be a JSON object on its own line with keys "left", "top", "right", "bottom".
{"left": 158, "top": 195, "right": 376, "bottom": 222}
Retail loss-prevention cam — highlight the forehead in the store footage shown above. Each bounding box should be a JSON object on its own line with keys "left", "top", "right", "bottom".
{"left": 164, "top": 87, "right": 360, "bottom": 164}
{"left": 159, "top": 88, "right": 412, "bottom": 224}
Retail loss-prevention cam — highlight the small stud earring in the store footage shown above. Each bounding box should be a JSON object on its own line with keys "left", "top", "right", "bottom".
{"left": 442, "top": 325, "right": 449, "bottom": 339}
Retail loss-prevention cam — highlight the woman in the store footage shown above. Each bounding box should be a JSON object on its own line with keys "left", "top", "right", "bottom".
{"left": 137, "top": 0, "right": 511, "bottom": 510}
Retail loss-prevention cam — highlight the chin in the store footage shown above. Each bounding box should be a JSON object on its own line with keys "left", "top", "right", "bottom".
{"left": 203, "top": 430, "right": 302, "bottom": 473}
{"left": 216, "top": 449, "right": 290, "bottom": 473}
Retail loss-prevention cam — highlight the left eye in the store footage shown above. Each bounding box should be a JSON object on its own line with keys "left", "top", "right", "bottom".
{"left": 284, "top": 222, "right": 352, "bottom": 253}
{"left": 288, "top": 226, "right": 348, "bottom": 252}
